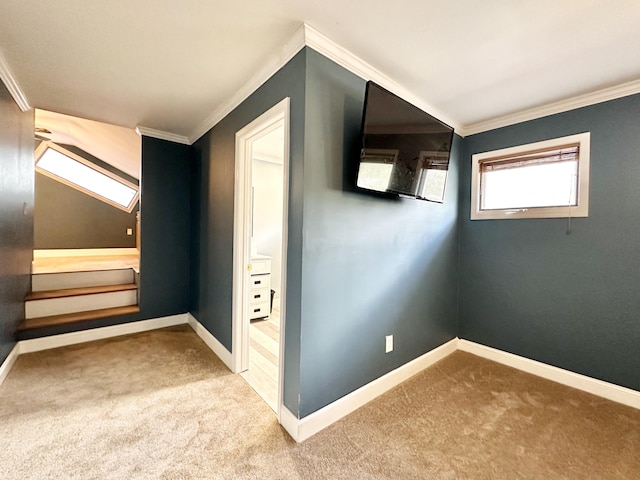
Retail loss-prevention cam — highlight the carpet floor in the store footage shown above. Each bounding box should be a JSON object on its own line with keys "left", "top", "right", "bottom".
{"left": 0, "top": 325, "right": 637, "bottom": 479}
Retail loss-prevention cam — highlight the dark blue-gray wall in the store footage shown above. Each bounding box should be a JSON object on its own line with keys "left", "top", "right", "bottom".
{"left": 297, "top": 49, "right": 460, "bottom": 416}
{"left": 0, "top": 82, "right": 33, "bottom": 362}
{"left": 459, "top": 94, "right": 640, "bottom": 391}
{"left": 4, "top": 45, "right": 635, "bottom": 417}
{"left": 191, "top": 49, "right": 306, "bottom": 414}
{"left": 18, "top": 136, "right": 191, "bottom": 339}
{"left": 34, "top": 173, "right": 138, "bottom": 249}
{"left": 190, "top": 48, "right": 460, "bottom": 418}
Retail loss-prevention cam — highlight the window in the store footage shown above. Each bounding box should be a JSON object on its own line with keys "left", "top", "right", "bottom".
{"left": 471, "top": 132, "right": 590, "bottom": 220}
{"left": 35, "top": 141, "right": 139, "bottom": 213}
{"left": 356, "top": 149, "right": 398, "bottom": 192}
{"left": 415, "top": 151, "right": 449, "bottom": 203}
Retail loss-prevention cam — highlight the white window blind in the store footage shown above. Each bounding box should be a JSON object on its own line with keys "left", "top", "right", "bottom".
{"left": 480, "top": 144, "right": 580, "bottom": 211}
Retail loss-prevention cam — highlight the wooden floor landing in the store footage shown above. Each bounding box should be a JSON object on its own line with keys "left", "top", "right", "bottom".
{"left": 33, "top": 252, "right": 140, "bottom": 274}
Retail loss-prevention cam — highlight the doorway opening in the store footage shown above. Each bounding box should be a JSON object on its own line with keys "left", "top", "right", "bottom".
{"left": 20, "top": 110, "right": 142, "bottom": 333}
{"left": 233, "top": 98, "right": 289, "bottom": 417}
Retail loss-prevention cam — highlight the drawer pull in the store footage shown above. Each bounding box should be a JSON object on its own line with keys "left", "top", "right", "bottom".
{"left": 254, "top": 294, "right": 261, "bottom": 299}
{"left": 255, "top": 280, "right": 262, "bottom": 285}
{"left": 254, "top": 308, "right": 260, "bottom": 313}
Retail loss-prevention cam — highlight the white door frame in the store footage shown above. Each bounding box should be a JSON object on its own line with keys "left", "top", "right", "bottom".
{"left": 232, "top": 97, "right": 290, "bottom": 419}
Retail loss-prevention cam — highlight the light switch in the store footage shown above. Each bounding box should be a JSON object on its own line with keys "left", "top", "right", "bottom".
{"left": 127, "top": 228, "right": 133, "bottom": 235}
{"left": 385, "top": 335, "right": 393, "bottom": 353}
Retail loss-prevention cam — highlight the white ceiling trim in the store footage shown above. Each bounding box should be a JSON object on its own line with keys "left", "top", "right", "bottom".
{"left": 187, "top": 24, "right": 307, "bottom": 144}
{"left": 461, "top": 79, "right": 640, "bottom": 137}
{"left": 135, "top": 126, "right": 190, "bottom": 145}
{"left": 0, "top": 51, "right": 30, "bottom": 112}
{"left": 22, "top": 22, "right": 637, "bottom": 145}
{"left": 123, "top": 24, "right": 640, "bottom": 144}
{"left": 184, "top": 22, "right": 463, "bottom": 144}
{"left": 302, "top": 24, "right": 462, "bottom": 133}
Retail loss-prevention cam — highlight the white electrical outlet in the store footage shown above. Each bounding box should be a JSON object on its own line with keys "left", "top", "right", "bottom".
{"left": 385, "top": 335, "right": 393, "bottom": 353}
{"left": 127, "top": 228, "right": 133, "bottom": 235}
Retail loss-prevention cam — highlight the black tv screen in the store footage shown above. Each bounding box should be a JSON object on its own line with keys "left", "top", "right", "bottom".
{"left": 356, "top": 81, "right": 454, "bottom": 202}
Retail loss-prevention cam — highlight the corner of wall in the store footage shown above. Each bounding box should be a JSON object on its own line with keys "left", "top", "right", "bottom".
{"left": 186, "top": 313, "right": 234, "bottom": 371}
{"left": 0, "top": 343, "right": 20, "bottom": 386}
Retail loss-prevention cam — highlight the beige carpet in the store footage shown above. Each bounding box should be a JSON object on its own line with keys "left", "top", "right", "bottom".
{"left": 0, "top": 326, "right": 637, "bottom": 479}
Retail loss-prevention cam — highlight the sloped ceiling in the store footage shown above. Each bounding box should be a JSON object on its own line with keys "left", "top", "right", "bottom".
{"left": 1, "top": 1, "right": 639, "bottom": 141}
{"left": 35, "top": 110, "right": 141, "bottom": 179}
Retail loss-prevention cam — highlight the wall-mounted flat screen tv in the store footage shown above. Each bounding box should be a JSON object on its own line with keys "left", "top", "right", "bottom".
{"left": 356, "top": 81, "right": 454, "bottom": 202}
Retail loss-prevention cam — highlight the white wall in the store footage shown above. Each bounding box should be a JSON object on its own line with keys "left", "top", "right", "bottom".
{"left": 251, "top": 158, "right": 284, "bottom": 299}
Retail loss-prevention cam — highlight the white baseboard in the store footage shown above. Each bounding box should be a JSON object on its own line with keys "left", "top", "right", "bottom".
{"left": 458, "top": 339, "right": 640, "bottom": 410}
{"left": 19, "top": 313, "right": 188, "bottom": 354}
{"left": 5, "top": 321, "right": 638, "bottom": 443}
{"left": 187, "top": 313, "right": 234, "bottom": 371}
{"left": 279, "top": 405, "right": 301, "bottom": 441}
{"left": 2, "top": 313, "right": 230, "bottom": 386}
{"left": 0, "top": 343, "right": 21, "bottom": 387}
{"left": 284, "top": 338, "right": 458, "bottom": 443}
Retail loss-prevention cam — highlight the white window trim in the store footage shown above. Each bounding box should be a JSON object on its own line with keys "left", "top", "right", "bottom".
{"left": 415, "top": 150, "right": 449, "bottom": 203}
{"left": 35, "top": 141, "right": 140, "bottom": 213}
{"left": 471, "top": 132, "right": 590, "bottom": 220}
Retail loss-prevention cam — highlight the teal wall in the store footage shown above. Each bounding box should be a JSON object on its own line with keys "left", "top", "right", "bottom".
{"left": 0, "top": 82, "right": 33, "bottom": 363}
{"left": 459, "top": 94, "right": 640, "bottom": 391}
{"left": 297, "top": 50, "right": 460, "bottom": 416}
{"left": 190, "top": 48, "right": 460, "bottom": 417}
{"left": 190, "top": 49, "right": 307, "bottom": 412}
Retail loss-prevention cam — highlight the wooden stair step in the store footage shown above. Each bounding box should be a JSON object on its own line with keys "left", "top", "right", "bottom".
{"left": 26, "top": 283, "right": 137, "bottom": 301}
{"left": 18, "top": 305, "right": 141, "bottom": 331}
{"left": 32, "top": 267, "right": 133, "bottom": 276}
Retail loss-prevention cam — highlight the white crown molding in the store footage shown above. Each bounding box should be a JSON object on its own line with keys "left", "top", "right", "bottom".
{"left": 0, "top": 51, "right": 30, "bottom": 112}
{"left": 135, "top": 126, "right": 190, "bottom": 145}
{"left": 302, "top": 24, "right": 461, "bottom": 133}
{"left": 142, "top": 23, "right": 640, "bottom": 145}
{"left": 187, "top": 22, "right": 463, "bottom": 144}
{"left": 461, "top": 79, "right": 640, "bottom": 136}
{"left": 188, "top": 24, "right": 307, "bottom": 144}
{"left": 1, "top": 21, "right": 636, "bottom": 144}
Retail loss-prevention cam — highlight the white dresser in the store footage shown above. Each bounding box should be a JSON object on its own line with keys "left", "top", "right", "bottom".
{"left": 249, "top": 254, "right": 271, "bottom": 320}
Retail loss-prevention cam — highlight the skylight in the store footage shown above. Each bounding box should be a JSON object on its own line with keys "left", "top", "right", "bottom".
{"left": 35, "top": 142, "right": 139, "bottom": 212}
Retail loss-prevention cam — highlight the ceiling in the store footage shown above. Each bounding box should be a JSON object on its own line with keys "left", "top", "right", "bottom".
{"left": 253, "top": 125, "right": 285, "bottom": 164}
{"left": 1, "top": 1, "right": 639, "bottom": 142}
{"left": 35, "top": 110, "right": 141, "bottom": 179}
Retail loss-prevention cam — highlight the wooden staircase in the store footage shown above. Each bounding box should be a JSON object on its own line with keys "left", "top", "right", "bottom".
{"left": 18, "top": 268, "right": 140, "bottom": 332}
